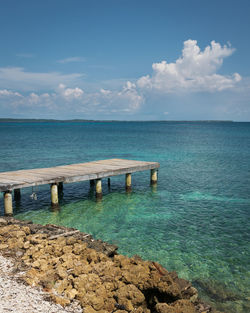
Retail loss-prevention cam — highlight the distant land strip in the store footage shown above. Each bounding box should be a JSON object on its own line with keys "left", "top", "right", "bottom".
{"left": 0, "top": 118, "right": 236, "bottom": 123}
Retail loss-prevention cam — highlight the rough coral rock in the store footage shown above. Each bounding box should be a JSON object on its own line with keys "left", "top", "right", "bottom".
{"left": 0, "top": 218, "right": 222, "bottom": 313}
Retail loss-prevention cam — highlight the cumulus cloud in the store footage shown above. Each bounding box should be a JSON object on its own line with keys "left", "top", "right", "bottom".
{"left": 0, "top": 81, "right": 143, "bottom": 116}
{"left": 86, "top": 82, "right": 143, "bottom": 112}
{"left": 57, "top": 57, "right": 86, "bottom": 64}
{"left": 100, "top": 88, "right": 111, "bottom": 95}
{"left": 58, "top": 84, "right": 84, "bottom": 100}
{"left": 0, "top": 89, "right": 22, "bottom": 97}
{"left": 0, "top": 89, "right": 54, "bottom": 110}
{"left": 75, "top": 81, "right": 143, "bottom": 114}
{"left": 25, "top": 92, "right": 53, "bottom": 107}
{"left": 137, "top": 39, "right": 241, "bottom": 92}
{"left": 0, "top": 39, "right": 247, "bottom": 119}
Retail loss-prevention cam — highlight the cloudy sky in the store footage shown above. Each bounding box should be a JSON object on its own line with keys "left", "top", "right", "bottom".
{"left": 0, "top": 0, "right": 250, "bottom": 120}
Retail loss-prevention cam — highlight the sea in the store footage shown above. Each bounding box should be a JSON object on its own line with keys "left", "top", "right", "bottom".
{"left": 0, "top": 121, "right": 249, "bottom": 313}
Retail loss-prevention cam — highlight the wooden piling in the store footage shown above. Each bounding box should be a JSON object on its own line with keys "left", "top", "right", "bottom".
{"left": 14, "top": 188, "right": 21, "bottom": 201}
{"left": 151, "top": 184, "right": 157, "bottom": 193}
{"left": 90, "top": 179, "right": 95, "bottom": 188}
{"left": 126, "top": 173, "right": 132, "bottom": 191}
{"left": 151, "top": 169, "right": 158, "bottom": 185}
{"left": 0, "top": 159, "right": 160, "bottom": 206}
{"left": 96, "top": 178, "right": 102, "bottom": 199}
{"left": 51, "top": 183, "right": 59, "bottom": 207}
{"left": 4, "top": 190, "right": 13, "bottom": 216}
{"left": 58, "top": 182, "right": 63, "bottom": 192}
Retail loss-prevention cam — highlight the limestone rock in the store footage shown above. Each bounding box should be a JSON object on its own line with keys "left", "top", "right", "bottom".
{"left": 156, "top": 303, "right": 176, "bottom": 313}
{"left": 156, "top": 300, "right": 196, "bottom": 313}
{"left": 65, "top": 287, "right": 78, "bottom": 300}
{"left": 0, "top": 220, "right": 222, "bottom": 313}
{"left": 0, "top": 218, "right": 8, "bottom": 226}
{"left": 172, "top": 299, "right": 196, "bottom": 313}
{"left": 50, "top": 294, "right": 71, "bottom": 307}
{"left": 116, "top": 284, "right": 145, "bottom": 306}
{"left": 83, "top": 305, "right": 98, "bottom": 313}
{"left": 54, "top": 279, "right": 69, "bottom": 294}
{"left": 0, "top": 243, "right": 8, "bottom": 249}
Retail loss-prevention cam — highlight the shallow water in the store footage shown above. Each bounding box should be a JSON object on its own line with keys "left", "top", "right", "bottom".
{"left": 0, "top": 121, "right": 249, "bottom": 312}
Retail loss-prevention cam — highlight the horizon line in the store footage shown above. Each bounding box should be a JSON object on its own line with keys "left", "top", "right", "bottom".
{"left": 0, "top": 118, "right": 248, "bottom": 123}
{"left": 1, "top": 118, "right": 248, "bottom": 123}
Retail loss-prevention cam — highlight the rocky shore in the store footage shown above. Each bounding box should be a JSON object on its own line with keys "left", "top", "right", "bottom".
{"left": 0, "top": 217, "right": 222, "bottom": 313}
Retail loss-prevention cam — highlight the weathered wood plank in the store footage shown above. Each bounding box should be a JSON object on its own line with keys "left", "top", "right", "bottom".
{"left": 0, "top": 159, "right": 159, "bottom": 192}
{"left": 0, "top": 177, "right": 27, "bottom": 184}
{"left": 0, "top": 172, "right": 63, "bottom": 184}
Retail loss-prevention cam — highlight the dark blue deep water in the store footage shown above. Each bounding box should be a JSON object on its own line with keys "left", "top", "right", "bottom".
{"left": 0, "top": 121, "right": 249, "bottom": 312}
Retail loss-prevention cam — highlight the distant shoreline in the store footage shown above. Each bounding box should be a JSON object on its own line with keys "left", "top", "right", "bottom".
{"left": 0, "top": 118, "right": 239, "bottom": 123}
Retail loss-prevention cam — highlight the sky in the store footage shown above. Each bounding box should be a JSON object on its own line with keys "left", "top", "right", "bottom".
{"left": 0, "top": 0, "right": 250, "bottom": 121}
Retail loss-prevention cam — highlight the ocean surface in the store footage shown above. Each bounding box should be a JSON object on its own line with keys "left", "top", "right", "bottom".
{"left": 0, "top": 121, "right": 249, "bottom": 312}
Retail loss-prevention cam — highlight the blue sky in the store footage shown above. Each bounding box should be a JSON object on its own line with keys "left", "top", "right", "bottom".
{"left": 0, "top": 0, "right": 250, "bottom": 120}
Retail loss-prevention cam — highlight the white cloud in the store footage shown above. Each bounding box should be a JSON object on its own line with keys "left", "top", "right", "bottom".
{"left": 117, "top": 81, "right": 143, "bottom": 110}
{"left": 0, "top": 82, "right": 143, "bottom": 115}
{"left": 89, "top": 81, "right": 143, "bottom": 113}
{"left": 137, "top": 39, "right": 241, "bottom": 93}
{"left": 25, "top": 92, "right": 53, "bottom": 108}
{"left": 0, "top": 67, "right": 84, "bottom": 91}
{"left": 57, "top": 57, "right": 86, "bottom": 64}
{"left": 58, "top": 84, "right": 84, "bottom": 100}
{"left": 0, "top": 39, "right": 247, "bottom": 119}
{"left": 0, "top": 90, "right": 54, "bottom": 109}
{"left": 0, "top": 89, "right": 22, "bottom": 97}
{"left": 100, "top": 88, "right": 111, "bottom": 95}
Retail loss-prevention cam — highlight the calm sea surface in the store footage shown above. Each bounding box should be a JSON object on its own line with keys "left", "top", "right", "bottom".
{"left": 0, "top": 121, "right": 249, "bottom": 312}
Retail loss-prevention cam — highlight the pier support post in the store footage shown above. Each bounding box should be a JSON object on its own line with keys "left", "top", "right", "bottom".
{"left": 14, "top": 189, "right": 21, "bottom": 201}
{"left": 108, "top": 178, "right": 111, "bottom": 188}
{"left": 4, "top": 190, "right": 13, "bottom": 216}
{"left": 51, "top": 183, "right": 59, "bottom": 207}
{"left": 95, "top": 179, "right": 102, "bottom": 199}
{"left": 58, "top": 182, "right": 64, "bottom": 201}
{"left": 151, "top": 169, "right": 158, "bottom": 185}
{"left": 126, "top": 173, "right": 132, "bottom": 192}
{"left": 90, "top": 180, "right": 95, "bottom": 188}
{"left": 58, "top": 182, "right": 63, "bottom": 192}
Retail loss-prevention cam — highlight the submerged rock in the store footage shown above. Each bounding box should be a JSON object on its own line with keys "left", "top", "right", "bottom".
{"left": 194, "top": 279, "right": 241, "bottom": 302}
{"left": 0, "top": 217, "right": 223, "bottom": 313}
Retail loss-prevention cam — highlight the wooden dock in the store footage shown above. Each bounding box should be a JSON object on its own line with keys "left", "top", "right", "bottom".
{"left": 0, "top": 159, "right": 159, "bottom": 215}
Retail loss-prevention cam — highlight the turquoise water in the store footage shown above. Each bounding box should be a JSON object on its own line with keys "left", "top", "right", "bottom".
{"left": 0, "top": 121, "right": 249, "bottom": 312}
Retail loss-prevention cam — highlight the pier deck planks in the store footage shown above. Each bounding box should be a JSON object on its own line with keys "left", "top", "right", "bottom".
{"left": 0, "top": 159, "right": 159, "bottom": 192}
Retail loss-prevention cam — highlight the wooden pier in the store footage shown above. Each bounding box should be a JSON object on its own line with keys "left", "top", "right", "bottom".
{"left": 0, "top": 159, "right": 159, "bottom": 215}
